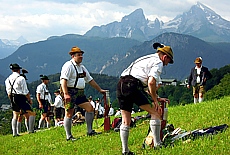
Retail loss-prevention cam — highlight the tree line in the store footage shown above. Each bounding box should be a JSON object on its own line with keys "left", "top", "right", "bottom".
{"left": 0, "top": 64, "right": 229, "bottom": 135}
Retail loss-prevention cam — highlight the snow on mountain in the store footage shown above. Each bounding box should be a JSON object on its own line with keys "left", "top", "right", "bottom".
{"left": 84, "top": 2, "right": 230, "bottom": 42}
{"left": 1, "top": 36, "right": 28, "bottom": 46}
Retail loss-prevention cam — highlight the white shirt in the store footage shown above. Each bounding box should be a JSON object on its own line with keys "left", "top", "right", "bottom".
{"left": 121, "top": 53, "right": 163, "bottom": 86}
{"left": 195, "top": 66, "right": 202, "bottom": 83}
{"left": 53, "top": 94, "right": 64, "bottom": 108}
{"left": 5, "top": 72, "right": 29, "bottom": 95}
{"left": 98, "top": 105, "right": 104, "bottom": 115}
{"left": 90, "top": 100, "right": 95, "bottom": 109}
{"left": 60, "top": 60, "right": 93, "bottom": 89}
{"left": 95, "top": 102, "right": 100, "bottom": 111}
{"left": 36, "top": 83, "right": 50, "bottom": 100}
{"left": 108, "top": 107, "right": 114, "bottom": 116}
{"left": 115, "top": 110, "right": 121, "bottom": 117}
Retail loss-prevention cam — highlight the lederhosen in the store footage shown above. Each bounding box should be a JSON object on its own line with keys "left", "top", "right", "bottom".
{"left": 40, "top": 85, "right": 50, "bottom": 114}
{"left": 9, "top": 76, "right": 29, "bottom": 113}
{"left": 64, "top": 62, "right": 88, "bottom": 110}
{"left": 117, "top": 56, "right": 153, "bottom": 112}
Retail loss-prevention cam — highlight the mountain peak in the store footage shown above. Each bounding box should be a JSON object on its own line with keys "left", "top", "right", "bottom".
{"left": 121, "top": 8, "right": 145, "bottom": 23}
{"left": 193, "top": 2, "right": 216, "bottom": 14}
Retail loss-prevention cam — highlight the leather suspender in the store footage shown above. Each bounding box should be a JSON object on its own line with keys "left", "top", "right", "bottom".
{"left": 71, "top": 61, "right": 79, "bottom": 88}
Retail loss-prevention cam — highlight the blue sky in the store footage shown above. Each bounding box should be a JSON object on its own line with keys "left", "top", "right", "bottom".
{"left": 0, "top": 0, "right": 229, "bottom": 42}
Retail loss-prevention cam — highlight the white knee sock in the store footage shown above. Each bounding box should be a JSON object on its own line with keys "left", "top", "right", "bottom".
{"left": 64, "top": 117, "right": 72, "bottom": 139}
{"left": 12, "top": 118, "right": 17, "bottom": 136}
{"left": 25, "top": 119, "right": 29, "bottom": 131}
{"left": 38, "top": 118, "right": 44, "bottom": 129}
{"left": 17, "top": 121, "right": 21, "bottom": 134}
{"left": 120, "top": 124, "right": 130, "bottom": 153}
{"left": 85, "top": 112, "right": 94, "bottom": 133}
{"left": 194, "top": 98, "right": 198, "bottom": 104}
{"left": 29, "top": 116, "right": 35, "bottom": 133}
{"left": 150, "top": 119, "right": 161, "bottom": 147}
{"left": 199, "top": 98, "right": 203, "bottom": 103}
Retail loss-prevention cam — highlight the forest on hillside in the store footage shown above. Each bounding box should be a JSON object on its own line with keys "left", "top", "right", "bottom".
{"left": 0, "top": 64, "right": 229, "bottom": 108}
{"left": 0, "top": 64, "right": 229, "bottom": 135}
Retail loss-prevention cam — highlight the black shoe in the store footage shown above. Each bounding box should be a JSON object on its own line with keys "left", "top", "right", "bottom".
{"left": 154, "top": 144, "right": 163, "bottom": 150}
{"left": 122, "top": 151, "right": 134, "bottom": 155}
{"left": 87, "top": 130, "right": 102, "bottom": 136}
{"left": 13, "top": 134, "right": 21, "bottom": 137}
{"left": 28, "top": 131, "right": 36, "bottom": 134}
{"left": 66, "top": 135, "right": 78, "bottom": 141}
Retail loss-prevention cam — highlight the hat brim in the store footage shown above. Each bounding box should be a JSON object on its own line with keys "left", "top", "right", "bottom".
{"left": 41, "top": 78, "right": 49, "bottom": 80}
{"left": 157, "top": 48, "right": 174, "bottom": 64}
{"left": 69, "top": 51, "right": 84, "bottom": 55}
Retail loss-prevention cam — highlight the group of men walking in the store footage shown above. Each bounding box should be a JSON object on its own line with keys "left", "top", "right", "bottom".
{"left": 5, "top": 43, "right": 212, "bottom": 155}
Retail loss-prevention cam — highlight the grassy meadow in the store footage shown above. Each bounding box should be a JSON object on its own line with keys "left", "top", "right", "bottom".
{"left": 0, "top": 96, "right": 230, "bottom": 155}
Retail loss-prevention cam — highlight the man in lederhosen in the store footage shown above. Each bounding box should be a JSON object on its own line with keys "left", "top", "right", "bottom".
{"left": 5, "top": 63, "right": 35, "bottom": 136}
{"left": 36, "top": 75, "right": 52, "bottom": 129}
{"left": 117, "top": 43, "right": 173, "bottom": 155}
{"left": 187, "top": 57, "right": 212, "bottom": 103}
{"left": 60, "top": 46, "right": 106, "bottom": 141}
{"left": 52, "top": 89, "right": 65, "bottom": 126}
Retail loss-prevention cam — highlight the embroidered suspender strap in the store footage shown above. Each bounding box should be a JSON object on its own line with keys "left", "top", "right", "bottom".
{"left": 70, "top": 61, "right": 79, "bottom": 88}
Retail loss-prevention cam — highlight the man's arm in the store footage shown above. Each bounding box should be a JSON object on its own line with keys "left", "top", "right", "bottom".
{"left": 36, "top": 93, "right": 43, "bottom": 108}
{"left": 147, "top": 76, "right": 158, "bottom": 103}
{"left": 26, "top": 93, "right": 32, "bottom": 105}
{"left": 89, "top": 79, "right": 105, "bottom": 93}
{"left": 187, "top": 68, "right": 194, "bottom": 88}
{"left": 60, "top": 78, "right": 71, "bottom": 103}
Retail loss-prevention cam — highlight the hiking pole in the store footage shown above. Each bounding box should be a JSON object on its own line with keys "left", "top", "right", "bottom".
{"left": 103, "top": 90, "right": 111, "bottom": 131}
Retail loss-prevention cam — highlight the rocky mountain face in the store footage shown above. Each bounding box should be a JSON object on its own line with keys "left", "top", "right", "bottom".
{"left": 85, "top": 2, "right": 230, "bottom": 42}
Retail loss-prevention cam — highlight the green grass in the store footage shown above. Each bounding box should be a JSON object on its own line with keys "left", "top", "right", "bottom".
{"left": 1, "top": 96, "right": 230, "bottom": 155}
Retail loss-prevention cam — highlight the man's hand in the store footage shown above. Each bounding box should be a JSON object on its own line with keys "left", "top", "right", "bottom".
{"left": 157, "top": 98, "right": 170, "bottom": 104}
{"left": 153, "top": 101, "right": 162, "bottom": 115}
{"left": 39, "top": 103, "right": 43, "bottom": 109}
{"left": 64, "top": 94, "right": 71, "bottom": 103}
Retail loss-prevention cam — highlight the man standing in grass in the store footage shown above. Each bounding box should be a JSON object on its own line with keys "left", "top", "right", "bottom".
{"left": 51, "top": 89, "right": 65, "bottom": 126}
{"left": 36, "top": 75, "right": 52, "bottom": 129}
{"left": 5, "top": 63, "right": 35, "bottom": 136}
{"left": 187, "top": 57, "right": 212, "bottom": 103}
{"left": 60, "top": 46, "right": 106, "bottom": 141}
{"left": 117, "top": 43, "right": 173, "bottom": 155}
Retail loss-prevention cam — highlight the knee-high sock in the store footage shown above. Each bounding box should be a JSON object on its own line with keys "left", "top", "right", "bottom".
{"left": 12, "top": 118, "right": 17, "bottom": 136}
{"left": 85, "top": 112, "right": 94, "bottom": 133}
{"left": 25, "top": 119, "right": 29, "bottom": 131}
{"left": 29, "top": 116, "right": 35, "bottom": 133}
{"left": 38, "top": 118, "right": 44, "bottom": 129}
{"left": 47, "top": 122, "right": 50, "bottom": 128}
{"left": 199, "top": 98, "right": 203, "bottom": 103}
{"left": 17, "top": 121, "right": 21, "bottom": 134}
{"left": 120, "top": 124, "right": 130, "bottom": 153}
{"left": 64, "top": 117, "right": 72, "bottom": 139}
{"left": 194, "top": 98, "right": 198, "bottom": 104}
{"left": 150, "top": 119, "right": 161, "bottom": 147}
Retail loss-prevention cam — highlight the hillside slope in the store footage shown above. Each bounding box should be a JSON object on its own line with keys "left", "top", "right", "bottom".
{"left": 0, "top": 96, "right": 229, "bottom": 155}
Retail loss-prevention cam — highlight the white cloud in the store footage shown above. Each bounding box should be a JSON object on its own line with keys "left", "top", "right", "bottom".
{"left": 0, "top": 0, "right": 229, "bottom": 42}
